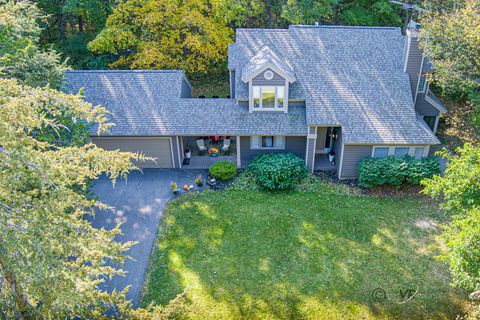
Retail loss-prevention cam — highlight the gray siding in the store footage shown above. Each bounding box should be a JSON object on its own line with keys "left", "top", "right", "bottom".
{"left": 340, "top": 145, "right": 373, "bottom": 179}
{"left": 415, "top": 94, "right": 440, "bottom": 116}
{"left": 230, "top": 70, "right": 236, "bottom": 98}
{"left": 240, "top": 136, "right": 306, "bottom": 167}
{"left": 405, "top": 37, "right": 423, "bottom": 98}
{"left": 181, "top": 79, "right": 192, "bottom": 98}
{"left": 252, "top": 69, "right": 285, "bottom": 86}
{"left": 333, "top": 128, "right": 342, "bottom": 173}
{"left": 306, "top": 138, "right": 315, "bottom": 171}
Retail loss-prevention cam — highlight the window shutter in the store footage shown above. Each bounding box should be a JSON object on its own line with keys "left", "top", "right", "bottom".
{"left": 251, "top": 136, "right": 261, "bottom": 149}
{"left": 274, "top": 136, "right": 285, "bottom": 148}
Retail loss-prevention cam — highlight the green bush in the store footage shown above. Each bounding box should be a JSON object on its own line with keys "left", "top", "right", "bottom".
{"left": 209, "top": 160, "right": 237, "bottom": 180}
{"left": 358, "top": 156, "right": 440, "bottom": 188}
{"left": 246, "top": 153, "right": 308, "bottom": 190}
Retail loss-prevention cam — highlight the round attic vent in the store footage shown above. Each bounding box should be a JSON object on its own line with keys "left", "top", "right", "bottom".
{"left": 263, "top": 70, "right": 274, "bottom": 80}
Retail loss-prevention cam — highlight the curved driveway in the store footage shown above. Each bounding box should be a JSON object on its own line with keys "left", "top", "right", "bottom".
{"left": 90, "top": 169, "right": 207, "bottom": 307}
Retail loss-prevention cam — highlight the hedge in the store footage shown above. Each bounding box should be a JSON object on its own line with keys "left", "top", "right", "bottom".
{"left": 209, "top": 160, "right": 237, "bottom": 180}
{"left": 358, "top": 156, "right": 440, "bottom": 188}
{"left": 246, "top": 153, "right": 308, "bottom": 190}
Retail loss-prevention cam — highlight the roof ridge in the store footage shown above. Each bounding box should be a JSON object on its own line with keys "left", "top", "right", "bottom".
{"left": 65, "top": 70, "right": 185, "bottom": 74}
{"left": 289, "top": 24, "right": 399, "bottom": 30}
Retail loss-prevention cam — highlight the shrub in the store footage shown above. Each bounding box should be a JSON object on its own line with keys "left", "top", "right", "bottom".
{"left": 246, "top": 153, "right": 308, "bottom": 190}
{"left": 209, "top": 160, "right": 237, "bottom": 180}
{"left": 358, "top": 156, "right": 440, "bottom": 188}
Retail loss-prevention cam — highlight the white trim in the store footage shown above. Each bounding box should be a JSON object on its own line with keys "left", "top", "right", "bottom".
{"left": 242, "top": 63, "right": 296, "bottom": 83}
{"left": 176, "top": 136, "right": 182, "bottom": 169}
{"left": 305, "top": 133, "right": 310, "bottom": 167}
{"left": 248, "top": 81, "right": 253, "bottom": 113}
{"left": 404, "top": 36, "right": 411, "bottom": 73}
{"left": 338, "top": 142, "right": 345, "bottom": 179}
{"left": 425, "top": 92, "right": 448, "bottom": 113}
{"left": 169, "top": 137, "right": 175, "bottom": 168}
{"left": 251, "top": 84, "right": 287, "bottom": 112}
{"left": 433, "top": 116, "right": 440, "bottom": 134}
{"left": 236, "top": 135, "right": 241, "bottom": 168}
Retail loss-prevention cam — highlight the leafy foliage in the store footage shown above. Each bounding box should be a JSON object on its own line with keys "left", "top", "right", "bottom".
{"left": 0, "top": 1, "right": 69, "bottom": 88}
{"left": 246, "top": 153, "right": 308, "bottom": 190}
{"left": 209, "top": 160, "right": 237, "bottom": 180}
{"left": 0, "top": 78, "right": 148, "bottom": 318}
{"left": 422, "top": 144, "right": 480, "bottom": 293}
{"left": 358, "top": 156, "right": 440, "bottom": 188}
{"left": 89, "top": 0, "right": 233, "bottom": 75}
{"left": 281, "top": 0, "right": 336, "bottom": 24}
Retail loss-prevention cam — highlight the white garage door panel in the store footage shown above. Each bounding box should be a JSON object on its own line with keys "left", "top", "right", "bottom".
{"left": 92, "top": 138, "right": 173, "bottom": 168}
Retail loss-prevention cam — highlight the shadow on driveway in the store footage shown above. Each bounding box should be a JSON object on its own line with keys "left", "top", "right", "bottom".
{"left": 90, "top": 169, "right": 208, "bottom": 307}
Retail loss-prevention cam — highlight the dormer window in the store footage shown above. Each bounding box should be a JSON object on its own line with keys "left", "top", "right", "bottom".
{"left": 241, "top": 46, "right": 296, "bottom": 113}
{"left": 253, "top": 85, "right": 285, "bottom": 109}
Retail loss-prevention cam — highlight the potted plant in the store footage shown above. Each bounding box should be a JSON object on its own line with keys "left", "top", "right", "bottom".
{"left": 208, "top": 147, "right": 219, "bottom": 157}
{"left": 329, "top": 151, "right": 335, "bottom": 163}
{"left": 171, "top": 182, "right": 180, "bottom": 195}
{"left": 195, "top": 175, "right": 204, "bottom": 187}
{"left": 184, "top": 149, "right": 191, "bottom": 159}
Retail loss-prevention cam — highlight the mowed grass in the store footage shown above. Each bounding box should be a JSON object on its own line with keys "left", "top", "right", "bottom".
{"left": 141, "top": 185, "right": 469, "bottom": 319}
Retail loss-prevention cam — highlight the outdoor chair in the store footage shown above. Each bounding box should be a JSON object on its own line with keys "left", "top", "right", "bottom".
{"left": 196, "top": 139, "right": 207, "bottom": 155}
{"left": 221, "top": 139, "right": 231, "bottom": 155}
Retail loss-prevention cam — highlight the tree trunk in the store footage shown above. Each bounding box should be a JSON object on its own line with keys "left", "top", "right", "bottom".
{"left": 0, "top": 260, "right": 29, "bottom": 318}
{"left": 58, "top": 14, "right": 66, "bottom": 39}
{"left": 78, "top": 16, "right": 84, "bottom": 33}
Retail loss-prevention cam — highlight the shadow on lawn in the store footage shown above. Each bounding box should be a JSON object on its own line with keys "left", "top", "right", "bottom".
{"left": 143, "top": 191, "right": 468, "bottom": 320}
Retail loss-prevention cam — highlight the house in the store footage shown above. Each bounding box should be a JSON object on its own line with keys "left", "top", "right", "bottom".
{"left": 65, "top": 22, "right": 444, "bottom": 179}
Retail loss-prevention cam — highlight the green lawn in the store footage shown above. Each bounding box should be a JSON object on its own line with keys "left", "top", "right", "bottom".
{"left": 142, "top": 185, "right": 469, "bottom": 319}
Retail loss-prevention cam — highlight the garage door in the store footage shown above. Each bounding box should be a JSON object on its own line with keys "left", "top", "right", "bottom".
{"left": 92, "top": 137, "right": 174, "bottom": 168}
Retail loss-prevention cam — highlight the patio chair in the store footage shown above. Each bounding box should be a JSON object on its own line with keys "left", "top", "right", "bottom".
{"left": 196, "top": 139, "right": 207, "bottom": 155}
{"left": 221, "top": 139, "right": 231, "bottom": 155}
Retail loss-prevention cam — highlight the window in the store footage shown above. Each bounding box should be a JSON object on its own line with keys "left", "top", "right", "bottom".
{"left": 423, "top": 116, "right": 437, "bottom": 132}
{"left": 262, "top": 86, "right": 275, "bottom": 108}
{"left": 394, "top": 147, "right": 409, "bottom": 157}
{"left": 264, "top": 70, "right": 274, "bottom": 80}
{"left": 251, "top": 86, "right": 286, "bottom": 110}
{"left": 414, "top": 147, "right": 425, "bottom": 159}
{"left": 253, "top": 86, "right": 260, "bottom": 108}
{"left": 373, "top": 147, "right": 389, "bottom": 158}
{"left": 251, "top": 136, "right": 285, "bottom": 149}
{"left": 418, "top": 75, "right": 428, "bottom": 93}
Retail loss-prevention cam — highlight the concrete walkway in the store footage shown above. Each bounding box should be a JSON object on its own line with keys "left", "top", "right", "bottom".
{"left": 90, "top": 169, "right": 207, "bottom": 307}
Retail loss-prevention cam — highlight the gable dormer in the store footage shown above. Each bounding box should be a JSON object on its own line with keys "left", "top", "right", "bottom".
{"left": 241, "top": 46, "right": 296, "bottom": 113}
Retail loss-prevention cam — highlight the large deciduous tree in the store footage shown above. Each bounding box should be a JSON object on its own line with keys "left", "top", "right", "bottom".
{"left": 422, "top": 145, "right": 480, "bottom": 293}
{"left": 0, "top": 1, "right": 68, "bottom": 88}
{"left": 89, "top": 0, "right": 233, "bottom": 75}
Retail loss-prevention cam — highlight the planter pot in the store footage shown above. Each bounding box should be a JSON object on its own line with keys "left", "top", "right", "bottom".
{"left": 197, "top": 182, "right": 204, "bottom": 187}
{"left": 185, "top": 150, "right": 191, "bottom": 159}
{"left": 173, "top": 189, "right": 180, "bottom": 195}
{"left": 210, "top": 153, "right": 218, "bottom": 157}
{"left": 329, "top": 155, "right": 335, "bottom": 163}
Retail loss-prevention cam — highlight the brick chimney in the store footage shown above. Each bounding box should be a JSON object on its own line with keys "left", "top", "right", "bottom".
{"left": 404, "top": 20, "right": 423, "bottom": 98}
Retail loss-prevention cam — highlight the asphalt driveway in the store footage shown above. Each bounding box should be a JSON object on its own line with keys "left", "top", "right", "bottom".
{"left": 90, "top": 169, "right": 207, "bottom": 307}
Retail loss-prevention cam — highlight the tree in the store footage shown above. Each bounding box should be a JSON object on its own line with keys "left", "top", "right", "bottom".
{"left": 0, "top": 78, "right": 147, "bottom": 318}
{"left": 89, "top": 0, "right": 233, "bottom": 75}
{"left": 281, "top": 0, "right": 336, "bottom": 24}
{"left": 0, "top": 0, "right": 68, "bottom": 88}
{"left": 422, "top": 145, "right": 480, "bottom": 292}
{"left": 420, "top": 0, "right": 480, "bottom": 100}
{"left": 339, "top": 0, "right": 402, "bottom": 26}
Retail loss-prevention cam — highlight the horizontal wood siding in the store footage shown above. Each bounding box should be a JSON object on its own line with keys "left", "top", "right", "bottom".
{"left": 252, "top": 69, "right": 285, "bottom": 86}
{"left": 240, "top": 136, "right": 306, "bottom": 167}
{"left": 230, "top": 70, "right": 235, "bottom": 98}
{"left": 340, "top": 145, "right": 373, "bottom": 179}
{"left": 405, "top": 37, "right": 423, "bottom": 98}
{"left": 181, "top": 79, "right": 191, "bottom": 98}
{"left": 415, "top": 94, "right": 440, "bottom": 116}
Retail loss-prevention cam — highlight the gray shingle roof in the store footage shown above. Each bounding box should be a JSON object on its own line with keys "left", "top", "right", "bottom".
{"left": 64, "top": 70, "right": 306, "bottom": 136}
{"left": 228, "top": 25, "right": 439, "bottom": 145}
{"left": 241, "top": 46, "right": 296, "bottom": 82}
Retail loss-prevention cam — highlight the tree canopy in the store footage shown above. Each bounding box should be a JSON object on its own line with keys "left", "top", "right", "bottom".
{"left": 89, "top": 0, "right": 233, "bottom": 75}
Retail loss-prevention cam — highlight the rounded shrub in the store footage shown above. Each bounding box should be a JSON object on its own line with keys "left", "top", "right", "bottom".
{"left": 209, "top": 160, "right": 237, "bottom": 180}
{"left": 247, "top": 153, "right": 308, "bottom": 190}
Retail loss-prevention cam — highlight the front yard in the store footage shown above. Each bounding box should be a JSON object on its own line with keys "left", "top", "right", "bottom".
{"left": 142, "top": 184, "right": 469, "bottom": 319}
